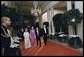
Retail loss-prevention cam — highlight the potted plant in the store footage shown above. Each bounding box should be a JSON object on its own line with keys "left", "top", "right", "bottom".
{"left": 63, "top": 9, "right": 82, "bottom": 35}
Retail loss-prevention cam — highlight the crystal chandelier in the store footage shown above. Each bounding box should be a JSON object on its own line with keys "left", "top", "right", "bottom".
{"left": 31, "top": 1, "right": 41, "bottom": 17}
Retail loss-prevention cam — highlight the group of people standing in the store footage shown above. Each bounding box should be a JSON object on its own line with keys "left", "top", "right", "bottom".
{"left": 23, "top": 25, "right": 49, "bottom": 49}
{"left": 1, "top": 16, "right": 49, "bottom": 56}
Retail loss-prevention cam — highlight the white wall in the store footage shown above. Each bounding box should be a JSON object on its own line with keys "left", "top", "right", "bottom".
{"left": 75, "top": 1, "right": 83, "bottom": 42}
{"left": 42, "top": 12, "right": 48, "bottom": 22}
{"left": 54, "top": 10, "right": 65, "bottom": 15}
{"left": 67, "top": 1, "right": 72, "bottom": 10}
{"left": 75, "top": 1, "right": 83, "bottom": 13}
{"left": 77, "top": 19, "right": 83, "bottom": 42}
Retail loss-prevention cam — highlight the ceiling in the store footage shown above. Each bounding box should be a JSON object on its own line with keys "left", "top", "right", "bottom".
{"left": 1, "top": 1, "right": 67, "bottom": 13}
{"left": 9, "top": 1, "right": 50, "bottom": 12}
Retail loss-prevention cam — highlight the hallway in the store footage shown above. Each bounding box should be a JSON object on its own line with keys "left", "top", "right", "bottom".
{"left": 20, "top": 39, "right": 83, "bottom": 56}
{"left": 1, "top": 1, "right": 83, "bottom": 56}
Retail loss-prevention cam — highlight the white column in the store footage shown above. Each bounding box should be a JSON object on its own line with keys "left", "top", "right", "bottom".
{"left": 40, "top": 16, "right": 43, "bottom": 28}
{"left": 47, "top": 9, "right": 51, "bottom": 34}
{"left": 50, "top": 7, "right": 55, "bottom": 35}
{"left": 68, "top": 25, "right": 74, "bottom": 35}
{"left": 38, "top": 16, "right": 42, "bottom": 28}
{"left": 67, "top": 1, "right": 72, "bottom": 10}
{"left": 35, "top": 17, "right": 39, "bottom": 22}
{"left": 42, "top": 12, "right": 48, "bottom": 28}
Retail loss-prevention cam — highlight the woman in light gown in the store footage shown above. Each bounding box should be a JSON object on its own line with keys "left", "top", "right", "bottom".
{"left": 23, "top": 28, "right": 31, "bottom": 49}
{"left": 30, "top": 26, "right": 36, "bottom": 47}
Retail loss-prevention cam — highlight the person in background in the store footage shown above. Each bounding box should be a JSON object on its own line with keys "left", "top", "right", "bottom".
{"left": 30, "top": 26, "right": 36, "bottom": 47}
{"left": 35, "top": 27, "right": 41, "bottom": 47}
{"left": 9, "top": 27, "right": 22, "bottom": 56}
{"left": 42, "top": 25, "right": 49, "bottom": 45}
{"left": 23, "top": 28, "right": 31, "bottom": 49}
{"left": 18, "top": 28, "right": 24, "bottom": 41}
{"left": 27, "top": 25, "right": 30, "bottom": 33}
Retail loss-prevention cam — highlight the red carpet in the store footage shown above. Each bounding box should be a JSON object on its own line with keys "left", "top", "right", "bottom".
{"left": 20, "top": 39, "right": 83, "bottom": 56}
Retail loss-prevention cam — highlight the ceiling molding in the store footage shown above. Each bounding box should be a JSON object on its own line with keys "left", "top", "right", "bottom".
{"left": 54, "top": 1, "right": 67, "bottom": 10}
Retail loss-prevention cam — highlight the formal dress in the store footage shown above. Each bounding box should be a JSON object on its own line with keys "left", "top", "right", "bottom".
{"left": 30, "top": 30, "right": 36, "bottom": 46}
{"left": 23, "top": 32, "right": 31, "bottom": 49}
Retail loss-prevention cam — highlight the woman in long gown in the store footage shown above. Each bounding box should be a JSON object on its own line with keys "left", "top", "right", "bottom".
{"left": 30, "top": 26, "right": 36, "bottom": 47}
{"left": 23, "top": 28, "right": 31, "bottom": 49}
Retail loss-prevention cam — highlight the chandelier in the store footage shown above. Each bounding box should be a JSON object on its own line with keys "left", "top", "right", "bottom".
{"left": 31, "top": 1, "right": 41, "bottom": 17}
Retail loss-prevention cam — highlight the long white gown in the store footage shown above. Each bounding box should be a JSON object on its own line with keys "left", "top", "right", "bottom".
{"left": 23, "top": 32, "right": 31, "bottom": 49}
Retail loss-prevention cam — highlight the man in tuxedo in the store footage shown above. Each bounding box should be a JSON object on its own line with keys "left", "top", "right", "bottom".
{"left": 42, "top": 25, "right": 48, "bottom": 45}
{"left": 35, "top": 27, "right": 41, "bottom": 47}
{"left": 1, "top": 17, "right": 11, "bottom": 56}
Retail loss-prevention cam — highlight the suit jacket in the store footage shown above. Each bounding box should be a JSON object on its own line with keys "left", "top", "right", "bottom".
{"left": 35, "top": 28, "right": 41, "bottom": 38}
{"left": 1, "top": 25, "right": 11, "bottom": 48}
{"left": 41, "top": 27, "right": 48, "bottom": 36}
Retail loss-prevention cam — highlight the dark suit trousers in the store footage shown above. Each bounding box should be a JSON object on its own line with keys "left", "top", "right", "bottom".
{"left": 36, "top": 36, "right": 41, "bottom": 46}
{"left": 43, "top": 34, "right": 48, "bottom": 45}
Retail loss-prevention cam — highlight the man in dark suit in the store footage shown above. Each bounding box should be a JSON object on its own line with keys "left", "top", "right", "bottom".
{"left": 35, "top": 27, "right": 41, "bottom": 47}
{"left": 1, "top": 17, "right": 11, "bottom": 56}
{"left": 42, "top": 25, "right": 48, "bottom": 45}
{"left": 1, "top": 17, "right": 22, "bottom": 56}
